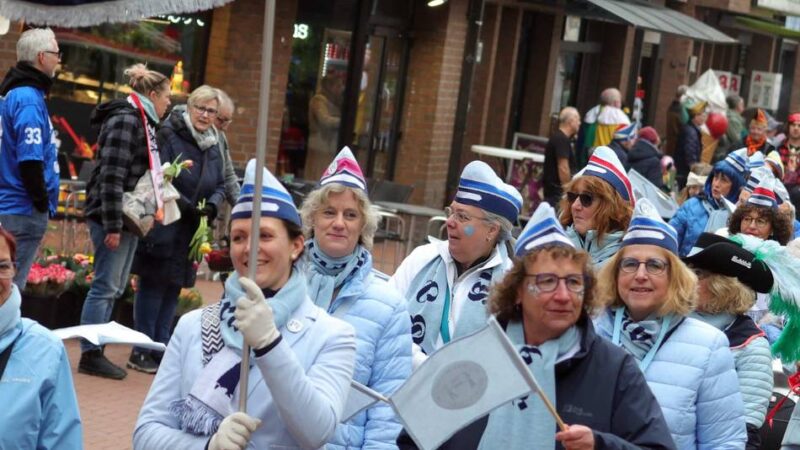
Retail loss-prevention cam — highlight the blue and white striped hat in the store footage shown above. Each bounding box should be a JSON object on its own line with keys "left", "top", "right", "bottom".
{"left": 621, "top": 198, "right": 678, "bottom": 254}
{"left": 747, "top": 175, "right": 778, "bottom": 209}
{"left": 514, "top": 202, "right": 574, "bottom": 257}
{"left": 455, "top": 161, "right": 523, "bottom": 223}
{"left": 231, "top": 159, "right": 301, "bottom": 226}
{"left": 319, "top": 146, "right": 367, "bottom": 192}
{"left": 746, "top": 166, "right": 773, "bottom": 193}
{"left": 579, "top": 146, "right": 635, "bottom": 206}
{"left": 749, "top": 151, "right": 765, "bottom": 171}
{"left": 724, "top": 148, "right": 750, "bottom": 175}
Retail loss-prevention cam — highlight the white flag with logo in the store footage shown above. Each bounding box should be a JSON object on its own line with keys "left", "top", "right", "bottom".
{"left": 389, "top": 316, "right": 536, "bottom": 450}
{"left": 341, "top": 381, "right": 388, "bottom": 422}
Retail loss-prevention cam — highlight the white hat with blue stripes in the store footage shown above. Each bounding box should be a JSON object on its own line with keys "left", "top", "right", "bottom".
{"left": 455, "top": 161, "right": 522, "bottom": 223}
{"left": 231, "top": 159, "right": 301, "bottom": 226}
{"left": 514, "top": 202, "right": 574, "bottom": 257}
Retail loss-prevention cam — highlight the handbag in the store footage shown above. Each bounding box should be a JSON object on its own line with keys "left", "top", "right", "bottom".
{"left": 122, "top": 94, "right": 164, "bottom": 238}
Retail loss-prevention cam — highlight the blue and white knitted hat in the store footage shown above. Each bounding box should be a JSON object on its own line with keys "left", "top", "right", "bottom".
{"left": 579, "top": 146, "right": 635, "bottom": 206}
{"left": 621, "top": 198, "right": 678, "bottom": 254}
{"left": 749, "top": 151, "right": 765, "bottom": 171}
{"left": 231, "top": 159, "right": 301, "bottom": 226}
{"left": 514, "top": 202, "right": 574, "bottom": 257}
{"left": 747, "top": 175, "right": 778, "bottom": 209}
{"left": 724, "top": 148, "right": 750, "bottom": 175}
{"left": 455, "top": 161, "right": 523, "bottom": 223}
{"left": 746, "top": 166, "right": 773, "bottom": 194}
{"left": 319, "top": 146, "right": 367, "bottom": 192}
{"left": 613, "top": 122, "right": 637, "bottom": 142}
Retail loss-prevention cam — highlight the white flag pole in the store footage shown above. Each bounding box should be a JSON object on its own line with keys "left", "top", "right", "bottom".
{"left": 239, "top": 0, "right": 276, "bottom": 414}
{"left": 488, "top": 317, "right": 568, "bottom": 431}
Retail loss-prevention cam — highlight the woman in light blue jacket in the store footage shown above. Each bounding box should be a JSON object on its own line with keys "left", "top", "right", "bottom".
{"left": 0, "top": 227, "right": 82, "bottom": 449}
{"left": 683, "top": 232, "right": 775, "bottom": 449}
{"left": 595, "top": 199, "right": 747, "bottom": 449}
{"left": 134, "top": 160, "right": 357, "bottom": 450}
{"left": 300, "top": 147, "right": 411, "bottom": 449}
{"left": 559, "top": 146, "right": 634, "bottom": 267}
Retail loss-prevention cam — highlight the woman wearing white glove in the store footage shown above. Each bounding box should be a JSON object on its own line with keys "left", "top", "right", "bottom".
{"left": 133, "top": 159, "right": 357, "bottom": 450}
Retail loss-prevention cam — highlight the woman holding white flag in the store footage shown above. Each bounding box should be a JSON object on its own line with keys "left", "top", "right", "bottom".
{"left": 595, "top": 199, "right": 746, "bottom": 449}
{"left": 133, "top": 160, "right": 357, "bottom": 450}
{"left": 407, "top": 202, "right": 675, "bottom": 449}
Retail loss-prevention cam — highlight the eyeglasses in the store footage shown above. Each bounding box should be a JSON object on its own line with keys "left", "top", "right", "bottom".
{"left": 216, "top": 116, "right": 232, "bottom": 126}
{"left": 619, "top": 257, "right": 669, "bottom": 275}
{"left": 741, "top": 216, "right": 770, "bottom": 228}
{"left": 444, "top": 206, "right": 487, "bottom": 224}
{"left": 193, "top": 105, "right": 218, "bottom": 117}
{"left": 42, "top": 50, "right": 62, "bottom": 59}
{"left": 566, "top": 191, "right": 594, "bottom": 208}
{"left": 0, "top": 260, "right": 15, "bottom": 280}
{"left": 524, "top": 273, "right": 585, "bottom": 294}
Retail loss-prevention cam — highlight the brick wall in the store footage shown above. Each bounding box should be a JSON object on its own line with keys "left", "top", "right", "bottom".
{"left": 204, "top": 0, "right": 297, "bottom": 172}
{"left": 651, "top": 34, "right": 693, "bottom": 140}
{"left": 394, "top": 0, "right": 468, "bottom": 207}
{"left": 0, "top": 25, "right": 21, "bottom": 71}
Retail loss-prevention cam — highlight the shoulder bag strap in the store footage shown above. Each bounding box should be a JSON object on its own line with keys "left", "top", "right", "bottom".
{"left": 0, "top": 338, "right": 17, "bottom": 379}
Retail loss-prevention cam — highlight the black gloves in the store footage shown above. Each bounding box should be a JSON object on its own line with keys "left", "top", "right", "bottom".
{"left": 197, "top": 203, "right": 217, "bottom": 221}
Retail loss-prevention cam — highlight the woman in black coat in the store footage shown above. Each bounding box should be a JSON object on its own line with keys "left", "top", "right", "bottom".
{"left": 129, "top": 85, "right": 225, "bottom": 373}
{"left": 628, "top": 126, "right": 665, "bottom": 189}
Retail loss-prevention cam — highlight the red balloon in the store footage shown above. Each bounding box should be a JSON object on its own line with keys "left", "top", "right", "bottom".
{"left": 706, "top": 112, "right": 728, "bottom": 139}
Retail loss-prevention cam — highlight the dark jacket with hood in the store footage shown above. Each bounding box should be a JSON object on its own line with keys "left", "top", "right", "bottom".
{"left": 84, "top": 97, "right": 154, "bottom": 232}
{"left": 398, "top": 316, "right": 677, "bottom": 450}
{"left": 132, "top": 109, "right": 225, "bottom": 287}
{"left": 628, "top": 139, "right": 664, "bottom": 189}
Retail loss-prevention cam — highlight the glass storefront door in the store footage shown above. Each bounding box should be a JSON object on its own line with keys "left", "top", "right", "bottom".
{"left": 351, "top": 28, "right": 407, "bottom": 180}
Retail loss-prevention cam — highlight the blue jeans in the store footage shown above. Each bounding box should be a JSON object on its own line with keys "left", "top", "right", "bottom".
{"left": 80, "top": 220, "right": 139, "bottom": 352}
{"left": 0, "top": 210, "right": 48, "bottom": 290}
{"left": 133, "top": 275, "right": 181, "bottom": 355}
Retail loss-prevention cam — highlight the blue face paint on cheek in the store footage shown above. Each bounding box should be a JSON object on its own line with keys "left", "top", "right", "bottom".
{"left": 463, "top": 225, "right": 475, "bottom": 236}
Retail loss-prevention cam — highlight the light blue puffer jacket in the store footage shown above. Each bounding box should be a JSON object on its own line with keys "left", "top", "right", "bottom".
{"left": 669, "top": 195, "right": 720, "bottom": 257}
{"left": 307, "top": 253, "right": 412, "bottom": 450}
{"left": 732, "top": 336, "right": 774, "bottom": 428}
{"left": 596, "top": 312, "right": 747, "bottom": 449}
{"left": 565, "top": 226, "right": 624, "bottom": 268}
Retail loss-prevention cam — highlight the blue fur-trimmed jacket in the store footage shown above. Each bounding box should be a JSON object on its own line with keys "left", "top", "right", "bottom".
{"left": 669, "top": 195, "right": 720, "bottom": 257}
{"left": 596, "top": 311, "right": 747, "bottom": 450}
{"left": 304, "top": 253, "right": 412, "bottom": 449}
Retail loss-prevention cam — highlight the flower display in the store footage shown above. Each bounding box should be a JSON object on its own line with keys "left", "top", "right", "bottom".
{"left": 24, "top": 262, "right": 76, "bottom": 298}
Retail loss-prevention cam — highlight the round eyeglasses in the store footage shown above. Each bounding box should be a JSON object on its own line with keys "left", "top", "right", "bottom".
{"left": 741, "top": 216, "right": 770, "bottom": 228}
{"left": 444, "top": 206, "right": 488, "bottom": 224}
{"left": 524, "top": 273, "right": 585, "bottom": 294}
{"left": 619, "top": 257, "right": 669, "bottom": 275}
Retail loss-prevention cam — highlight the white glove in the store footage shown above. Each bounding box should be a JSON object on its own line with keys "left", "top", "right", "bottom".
{"left": 208, "top": 412, "right": 261, "bottom": 450}
{"left": 234, "top": 277, "right": 280, "bottom": 351}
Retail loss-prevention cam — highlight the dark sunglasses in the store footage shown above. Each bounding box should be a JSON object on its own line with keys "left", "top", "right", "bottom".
{"left": 566, "top": 191, "right": 594, "bottom": 208}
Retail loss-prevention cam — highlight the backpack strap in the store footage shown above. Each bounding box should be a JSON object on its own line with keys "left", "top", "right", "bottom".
{"left": 201, "top": 302, "right": 223, "bottom": 366}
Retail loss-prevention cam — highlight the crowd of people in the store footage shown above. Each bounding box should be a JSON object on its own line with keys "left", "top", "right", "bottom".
{"left": 2, "top": 27, "right": 800, "bottom": 450}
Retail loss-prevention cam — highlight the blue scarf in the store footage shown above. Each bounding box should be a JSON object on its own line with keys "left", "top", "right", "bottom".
{"left": 130, "top": 91, "right": 159, "bottom": 123}
{"left": 478, "top": 321, "right": 580, "bottom": 449}
{"left": 407, "top": 244, "right": 510, "bottom": 355}
{"left": 303, "top": 239, "right": 370, "bottom": 312}
{"left": 691, "top": 311, "right": 736, "bottom": 332}
{"left": 610, "top": 307, "right": 679, "bottom": 371}
{"left": 565, "top": 227, "right": 624, "bottom": 267}
{"left": 171, "top": 270, "right": 307, "bottom": 435}
{"left": 0, "top": 284, "right": 21, "bottom": 353}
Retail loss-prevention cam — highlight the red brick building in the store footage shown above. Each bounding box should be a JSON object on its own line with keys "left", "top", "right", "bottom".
{"left": 1, "top": 0, "right": 799, "bottom": 211}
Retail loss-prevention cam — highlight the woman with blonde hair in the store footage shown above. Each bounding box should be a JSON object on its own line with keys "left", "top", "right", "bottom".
{"left": 80, "top": 63, "right": 171, "bottom": 379}
{"left": 130, "top": 84, "right": 225, "bottom": 373}
{"left": 559, "top": 146, "right": 634, "bottom": 267}
{"left": 299, "top": 147, "right": 411, "bottom": 448}
{"left": 595, "top": 199, "right": 746, "bottom": 449}
{"left": 683, "top": 232, "right": 775, "bottom": 449}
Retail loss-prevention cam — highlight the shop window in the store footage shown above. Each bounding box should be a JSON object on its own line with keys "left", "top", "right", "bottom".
{"left": 47, "top": 13, "right": 211, "bottom": 178}
{"left": 279, "top": 0, "right": 358, "bottom": 179}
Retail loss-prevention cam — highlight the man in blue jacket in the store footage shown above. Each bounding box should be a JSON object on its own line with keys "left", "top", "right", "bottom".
{"left": 0, "top": 28, "right": 61, "bottom": 289}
